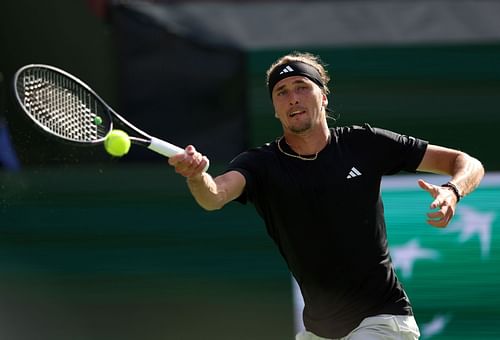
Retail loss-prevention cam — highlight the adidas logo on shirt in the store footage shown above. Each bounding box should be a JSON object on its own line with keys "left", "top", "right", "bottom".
{"left": 346, "top": 167, "right": 362, "bottom": 179}
{"left": 279, "top": 66, "right": 294, "bottom": 75}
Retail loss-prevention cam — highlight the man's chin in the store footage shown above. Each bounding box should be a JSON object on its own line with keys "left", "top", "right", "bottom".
{"left": 289, "top": 123, "right": 313, "bottom": 134}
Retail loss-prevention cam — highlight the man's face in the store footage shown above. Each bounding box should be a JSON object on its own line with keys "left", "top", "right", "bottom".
{"left": 272, "top": 76, "right": 327, "bottom": 134}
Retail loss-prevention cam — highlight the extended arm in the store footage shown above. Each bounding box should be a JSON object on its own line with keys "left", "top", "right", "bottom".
{"left": 168, "top": 145, "right": 246, "bottom": 211}
{"left": 417, "top": 144, "right": 484, "bottom": 227}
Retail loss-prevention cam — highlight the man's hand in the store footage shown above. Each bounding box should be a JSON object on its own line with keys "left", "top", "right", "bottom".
{"left": 418, "top": 179, "right": 458, "bottom": 228}
{"left": 168, "top": 145, "right": 209, "bottom": 179}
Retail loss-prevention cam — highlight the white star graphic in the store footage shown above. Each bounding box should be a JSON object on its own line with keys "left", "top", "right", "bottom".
{"left": 391, "top": 239, "right": 440, "bottom": 279}
{"left": 445, "top": 205, "right": 496, "bottom": 258}
{"left": 421, "top": 314, "right": 452, "bottom": 339}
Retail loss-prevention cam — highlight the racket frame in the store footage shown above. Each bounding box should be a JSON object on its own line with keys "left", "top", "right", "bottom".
{"left": 13, "top": 64, "right": 187, "bottom": 158}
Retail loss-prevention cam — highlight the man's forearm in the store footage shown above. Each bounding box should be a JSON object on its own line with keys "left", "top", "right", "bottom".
{"left": 187, "top": 173, "right": 226, "bottom": 211}
{"left": 449, "top": 153, "right": 485, "bottom": 198}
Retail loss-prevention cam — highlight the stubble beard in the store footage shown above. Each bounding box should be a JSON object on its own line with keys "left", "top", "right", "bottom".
{"left": 289, "top": 123, "right": 312, "bottom": 134}
{"left": 288, "top": 115, "right": 314, "bottom": 134}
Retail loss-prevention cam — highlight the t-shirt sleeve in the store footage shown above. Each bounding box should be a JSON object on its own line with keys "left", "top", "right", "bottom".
{"left": 366, "top": 125, "right": 428, "bottom": 175}
{"left": 224, "top": 149, "right": 259, "bottom": 204}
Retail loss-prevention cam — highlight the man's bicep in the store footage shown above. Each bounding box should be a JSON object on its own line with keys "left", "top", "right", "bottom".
{"left": 214, "top": 170, "right": 247, "bottom": 205}
{"left": 417, "top": 144, "right": 461, "bottom": 175}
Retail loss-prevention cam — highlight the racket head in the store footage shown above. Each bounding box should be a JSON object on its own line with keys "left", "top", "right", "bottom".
{"left": 13, "top": 64, "right": 113, "bottom": 145}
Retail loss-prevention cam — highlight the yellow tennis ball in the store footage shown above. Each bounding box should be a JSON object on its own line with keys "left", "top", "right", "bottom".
{"left": 104, "top": 130, "right": 131, "bottom": 157}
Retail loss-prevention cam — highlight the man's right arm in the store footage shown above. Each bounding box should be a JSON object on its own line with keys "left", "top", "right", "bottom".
{"left": 187, "top": 171, "right": 246, "bottom": 211}
{"left": 168, "top": 145, "right": 246, "bottom": 211}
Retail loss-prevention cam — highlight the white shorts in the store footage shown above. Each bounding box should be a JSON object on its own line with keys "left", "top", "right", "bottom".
{"left": 296, "top": 314, "right": 420, "bottom": 340}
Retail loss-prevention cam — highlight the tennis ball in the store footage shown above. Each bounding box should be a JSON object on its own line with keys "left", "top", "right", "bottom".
{"left": 104, "top": 130, "right": 131, "bottom": 157}
{"left": 94, "top": 116, "right": 103, "bottom": 125}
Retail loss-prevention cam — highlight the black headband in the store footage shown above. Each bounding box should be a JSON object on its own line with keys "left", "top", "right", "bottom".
{"left": 268, "top": 61, "right": 324, "bottom": 98}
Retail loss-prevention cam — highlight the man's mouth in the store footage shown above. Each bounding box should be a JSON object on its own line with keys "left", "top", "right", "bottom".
{"left": 288, "top": 109, "right": 305, "bottom": 118}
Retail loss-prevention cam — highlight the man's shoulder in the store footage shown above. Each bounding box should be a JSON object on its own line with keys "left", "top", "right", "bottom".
{"left": 332, "top": 123, "right": 378, "bottom": 143}
{"left": 334, "top": 123, "right": 375, "bottom": 135}
{"left": 228, "top": 140, "right": 277, "bottom": 166}
{"left": 244, "top": 140, "right": 277, "bottom": 157}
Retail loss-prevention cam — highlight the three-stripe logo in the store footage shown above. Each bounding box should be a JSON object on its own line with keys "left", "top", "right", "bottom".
{"left": 346, "top": 167, "right": 362, "bottom": 179}
{"left": 279, "top": 65, "right": 294, "bottom": 75}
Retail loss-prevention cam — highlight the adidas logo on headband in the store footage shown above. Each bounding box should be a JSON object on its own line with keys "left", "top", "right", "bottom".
{"left": 279, "top": 65, "right": 294, "bottom": 75}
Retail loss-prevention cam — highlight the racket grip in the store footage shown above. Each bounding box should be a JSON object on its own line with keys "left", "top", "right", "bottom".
{"left": 148, "top": 137, "right": 184, "bottom": 157}
{"left": 148, "top": 137, "right": 209, "bottom": 172}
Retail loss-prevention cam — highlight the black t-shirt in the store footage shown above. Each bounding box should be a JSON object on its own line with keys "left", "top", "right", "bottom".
{"left": 225, "top": 124, "right": 428, "bottom": 338}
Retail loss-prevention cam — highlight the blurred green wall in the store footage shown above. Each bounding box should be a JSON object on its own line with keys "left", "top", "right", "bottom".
{"left": 0, "top": 165, "right": 294, "bottom": 340}
{"left": 384, "top": 177, "right": 500, "bottom": 339}
{"left": 1, "top": 166, "right": 499, "bottom": 339}
{"left": 1, "top": 2, "right": 499, "bottom": 339}
{"left": 1, "top": 2, "right": 498, "bottom": 170}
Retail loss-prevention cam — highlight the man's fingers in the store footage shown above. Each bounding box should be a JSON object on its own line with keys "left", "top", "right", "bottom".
{"left": 427, "top": 212, "right": 452, "bottom": 228}
{"left": 168, "top": 152, "right": 186, "bottom": 166}
{"left": 419, "top": 179, "right": 457, "bottom": 228}
{"left": 185, "top": 145, "right": 196, "bottom": 155}
{"left": 417, "top": 179, "right": 430, "bottom": 190}
{"left": 427, "top": 210, "right": 445, "bottom": 219}
{"left": 169, "top": 147, "right": 208, "bottom": 178}
{"left": 430, "top": 197, "right": 441, "bottom": 209}
{"left": 427, "top": 218, "right": 449, "bottom": 228}
{"left": 418, "top": 179, "right": 436, "bottom": 195}
{"left": 426, "top": 204, "right": 454, "bottom": 228}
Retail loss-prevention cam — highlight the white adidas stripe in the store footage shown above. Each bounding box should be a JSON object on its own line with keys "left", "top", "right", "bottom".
{"left": 279, "top": 65, "right": 294, "bottom": 74}
{"left": 352, "top": 167, "right": 362, "bottom": 176}
{"left": 346, "top": 167, "right": 362, "bottom": 179}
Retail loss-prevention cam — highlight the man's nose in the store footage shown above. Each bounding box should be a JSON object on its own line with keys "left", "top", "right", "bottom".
{"left": 288, "top": 93, "right": 299, "bottom": 105}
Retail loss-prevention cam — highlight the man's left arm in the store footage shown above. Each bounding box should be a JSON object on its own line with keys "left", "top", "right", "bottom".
{"left": 416, "top": 144, "right": 485, "bottom": 227}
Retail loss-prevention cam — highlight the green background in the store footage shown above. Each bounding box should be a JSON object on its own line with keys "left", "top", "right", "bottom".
{"left": 1, "top": 1, "right": 499, "bottom": 339}
{"left": 1, "top": 167, "right": 499, "bottom": 339}
{"left": 1, "top": 1, "right": 499, "bottom": 170}
{"left": 383, "top": 179, "right": 499, "bottom": 339}
{"left": 0, "top": 165, "right": 293, "bottom": 340}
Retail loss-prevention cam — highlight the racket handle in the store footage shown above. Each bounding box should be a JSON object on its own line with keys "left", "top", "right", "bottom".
{"left": 148, "top": 137, "right": 209, "bottom": 172}
{"left": 148, "top": 137, "right": 184, "bottom": 157}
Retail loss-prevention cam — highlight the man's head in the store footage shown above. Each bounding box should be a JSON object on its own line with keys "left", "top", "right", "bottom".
{"left": 266, "top": 52, "right": 331, "bottom": 134}
{"left": 266, "top": 52, "right": 330, "bottom": 98}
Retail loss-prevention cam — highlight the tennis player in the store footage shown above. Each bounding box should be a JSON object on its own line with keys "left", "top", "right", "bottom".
{"left": 169, "top": 52, "right": 484, "bottom": 340}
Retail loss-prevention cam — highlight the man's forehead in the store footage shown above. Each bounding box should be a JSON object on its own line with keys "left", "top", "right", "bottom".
{"left": 274, "top": 76, "right": 314, "bottom": 91}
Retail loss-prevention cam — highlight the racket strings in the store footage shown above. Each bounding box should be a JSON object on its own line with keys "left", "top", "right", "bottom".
{"left": 19, "top": 69, "right": 109, "bottom": 142}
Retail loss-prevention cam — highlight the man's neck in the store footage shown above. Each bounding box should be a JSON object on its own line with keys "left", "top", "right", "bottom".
{"left": 283, "top": 124, "right": 331, "bottom": 156}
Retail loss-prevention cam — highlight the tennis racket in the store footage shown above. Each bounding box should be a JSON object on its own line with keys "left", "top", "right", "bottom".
{"left": 13, "top": 64, "right": 208, "bottom": 170}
